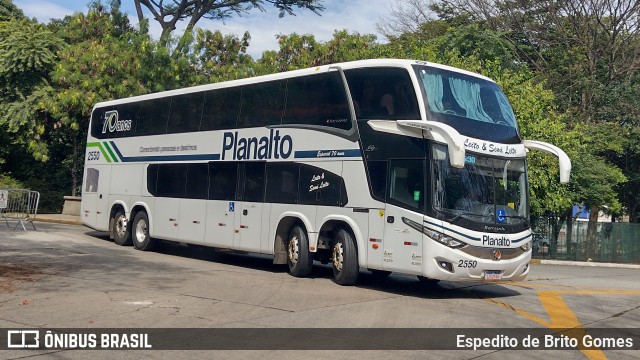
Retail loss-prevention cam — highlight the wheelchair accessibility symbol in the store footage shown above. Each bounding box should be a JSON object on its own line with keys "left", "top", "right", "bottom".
{"left": 229, "top": 202, "right": 235, "bottom": 212}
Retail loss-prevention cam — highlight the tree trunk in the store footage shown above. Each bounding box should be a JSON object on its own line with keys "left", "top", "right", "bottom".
{"left": 565, "top": 207, "right": 574, "bottom": 259}
{"left": 585, "top": 207, "right": 599, "bottom": 260}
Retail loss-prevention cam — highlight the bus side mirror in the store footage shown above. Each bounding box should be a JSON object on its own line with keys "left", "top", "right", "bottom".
{"left": 397, "top": 120, "right": 465, "bottom": 169}
{"left": 523, "top": 140, "right": 571, "bottom": 183}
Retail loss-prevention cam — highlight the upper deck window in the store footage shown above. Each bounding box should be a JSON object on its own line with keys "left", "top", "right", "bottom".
{"left": 345, "top": 67, "right": 420, "bottom": 120}
{"left": 414, "top": 65, "right": 520, "bottom": 144}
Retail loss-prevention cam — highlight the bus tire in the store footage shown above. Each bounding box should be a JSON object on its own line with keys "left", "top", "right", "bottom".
{"left": 332, "top": 228, "right": 359, "bottom": 286}
{"left": 113, "top": 210, "right": 132, "bottom": 246}
{"left": 132, "top": 211, "right": 155, "bottom": 251}
{"left": 287, "top": 225, "right": 313, "bottom": 277}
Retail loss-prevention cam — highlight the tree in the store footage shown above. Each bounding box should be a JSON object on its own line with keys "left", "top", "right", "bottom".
{"left": 132, "top": 0, "right": 325, "bottom": 56}
{"left": 0, "top": 19, "right": 64, "bottom": 161}
{"left": 376, "top": 0, "right": 434, "bottom": 39}
{"left": 0, "top": 0, "right": 24, "bottom": 21}
{"left": 48, "top": 3, "right": 193, "bottom": 195}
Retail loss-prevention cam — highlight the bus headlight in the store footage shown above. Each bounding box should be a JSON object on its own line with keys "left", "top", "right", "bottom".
{"left": 426, "top": 230, "right": 467, "bottom": 248}
{"left": 520, "top": 241, "right": 532, "bottom": 252}
{"left": 401, "top": 217, "right": 467, "bottom": 249}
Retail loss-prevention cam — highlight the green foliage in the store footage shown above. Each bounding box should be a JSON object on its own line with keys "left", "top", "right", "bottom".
{"left": 0, "top": 19, "right": 64, "bottom": 161}
{"left": 0, "top": 173, "right": 23, "bottom": 188}
{"left": 0, "top": 0, "right": 24, "bottom": 21}
{"left": 192, "top": 29, "right": 255, "bottom": 82}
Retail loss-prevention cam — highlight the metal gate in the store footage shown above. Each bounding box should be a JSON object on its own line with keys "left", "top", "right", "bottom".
{"left": 0, "top": 189, "right": 40, "bottom": 231}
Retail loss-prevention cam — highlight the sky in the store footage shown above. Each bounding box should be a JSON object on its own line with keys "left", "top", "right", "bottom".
{"left": 16, "top": 0, "right": 394, "bottom": 58}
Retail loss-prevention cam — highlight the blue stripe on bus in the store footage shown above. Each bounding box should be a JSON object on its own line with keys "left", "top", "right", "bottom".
{"left": 294, "top": 149, "right": 362, "bottom": 158}
{"left": 424, "top": 219, "right": 531, "bottom": 243}
{"left": 423, "top": 220, "right": 481, "bottom": 241}
{"left": 109, "top": 141, "right": 221, "bottom": 162}
{"left": 511, "top": 234, "right": 532, "bottom": 243}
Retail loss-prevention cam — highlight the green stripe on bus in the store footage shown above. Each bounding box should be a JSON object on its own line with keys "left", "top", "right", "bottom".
{"left": 103, "top": 142, "right": 119, "bottom": 163}
{"left": 87, "top": 142, "right": 112, "bottom": 163}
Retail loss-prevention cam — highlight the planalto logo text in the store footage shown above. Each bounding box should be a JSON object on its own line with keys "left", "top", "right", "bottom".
{"left": 222, "top": 129, "right": 293, "bottom": 160}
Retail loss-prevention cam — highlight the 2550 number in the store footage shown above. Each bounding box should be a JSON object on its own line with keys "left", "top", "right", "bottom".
{"left": 458, "top": 260, "right": 477, "bottom": 268}
{"left": 87, "top": 151, "right": 100, "bottom": 161}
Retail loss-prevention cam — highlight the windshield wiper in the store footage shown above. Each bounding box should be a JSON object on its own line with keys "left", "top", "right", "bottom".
{"left": 449, "top": 212, "right": 486, "bottom": 224}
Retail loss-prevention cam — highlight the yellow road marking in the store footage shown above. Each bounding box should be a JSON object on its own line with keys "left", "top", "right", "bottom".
{"left": 484, "top": 288, "right": 640, "bottom": 360}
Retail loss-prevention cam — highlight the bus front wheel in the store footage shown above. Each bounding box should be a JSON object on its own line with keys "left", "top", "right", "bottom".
{"left": 332, "top": 228, "right": 359, "bottom": 286}
{"left": 287, "top": 225, "right": 313, "bottom": 277}
{"left": 132, "top": 211, "right": 156, "bottom": 251}
{"left": 113, "top": 210, "right": 132, "bottom": 246}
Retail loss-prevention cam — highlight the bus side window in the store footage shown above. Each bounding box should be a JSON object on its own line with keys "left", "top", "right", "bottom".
{"left": 240, "top": 162, "right": 266, "bottom": 202}
{"left": 156, "top": 164, "right": 187, "bottom": 198}
{"left": 266, "top": 163, "right": 300, "bottom": 204}
{"left": 137, "top": 98, "right": 170, "bottom": 136}
{"left": 185, "top": 163, "right": 209, "bottom": 199}
{"left": 201, "top": 87, "right": 241, "bottom": 131}
{"left": 366, "top": 160, "right": 387, "bottom": 202}
{"left": 238, "top": 81, "right": 285, "bottom": 128}
{"left": 169, "top": 92, "right": 204, "bottom": 133}
{"left": 208, "top": 162, "right": 238, "bottom": 201}
{"left": 387, "top": 159, "right": 424, "bottom": 211}
{"left": 283, "top": 72, "right": 351, "bottom": 130}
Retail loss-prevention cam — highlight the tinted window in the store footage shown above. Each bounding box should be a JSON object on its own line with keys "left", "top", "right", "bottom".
{"left": 387, "top": 159, "right": 424, "bottom": 211}
{"left": 299, "top": 164, "right": 346, "bottom": 206}
{"left": 283, "top": 72, "right": 351, "bottom": 130}
{"left": 169, "top": 92, "right": 204, "bottom": 133}
{"left": 185, "top": 163, "right": 209, "bottom": 199}
{"left": 156, "top": 164, "right": 187, "bottom": 198}
{"left": 85, "top": 168, "right": 99, "bottom": 192}
{"left": 239, "top": 81, "right": 286, "bottom": 128}
{"left": 201, "top": 87, "right": 241, "bottom": 131}
{"left": 147, "top": 164, "right": 158, "bottom": 195}
{"left": 240, "top": 162, "right": 266, "bottom": 202}
{"left": 266, "top": 163, "right": 300, "bottom": 204}
{"left": 345, "top": 68, "right": 420, "bottom": 120}
{"left": 136, "top": 98, "right": 170, "bottom": 136}
{"left": 366, "top": 160, "right": 387, "bottom": 201}
{"left": 208, "top": 162, "right": 238, "bottom": 200}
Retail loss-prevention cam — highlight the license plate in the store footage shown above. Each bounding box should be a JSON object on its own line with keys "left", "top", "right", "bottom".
{"left": 483, "top": 270, "right": 502, "bottom": 280}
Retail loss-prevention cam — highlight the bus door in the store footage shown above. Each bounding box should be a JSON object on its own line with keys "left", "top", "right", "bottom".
{"left": 233, "top": 162, "right": 265, "bottom": 252}
{"left": 382, "top": 159, "right": 424, "bottom": 274}
{"left": 205, "top": 162, "right": 238, "bottom": 248}
{"left": 81, "top": 164, "right": 111, "bottom": 230}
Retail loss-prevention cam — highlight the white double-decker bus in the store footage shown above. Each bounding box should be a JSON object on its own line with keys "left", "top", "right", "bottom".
{"left": 82, "top": 59, "right": 570, "bottom": 285}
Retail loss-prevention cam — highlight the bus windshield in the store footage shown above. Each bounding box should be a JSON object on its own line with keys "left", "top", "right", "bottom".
{"left": 414, "top": 65, "right": 518, "bottom": 131}
{"left": 431, "top": 144, "right": 529, "bottom": 227}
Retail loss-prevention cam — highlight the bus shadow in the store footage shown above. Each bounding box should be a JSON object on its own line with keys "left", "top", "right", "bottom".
{"left": 309, "top": 265, "right": 522, "bottom": 299}
{"left": 84, "top": 231, "right": 521, "bottom": 300}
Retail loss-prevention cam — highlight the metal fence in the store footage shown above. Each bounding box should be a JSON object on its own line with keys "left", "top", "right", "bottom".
{"left": 0, "top": 189, "right": 40, "bottom": 231}
{"left": 532, "top": 217, "right": 640, "bottom": 264}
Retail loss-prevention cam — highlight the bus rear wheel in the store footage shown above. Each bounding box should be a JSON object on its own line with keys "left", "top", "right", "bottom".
{"left": 287, "top": 225, "right": 313, "bottom": 277}
{"left": 113, "top": 210, "right": 131, "bottom": 246}
{"left": 332, "top": 228, "right": 359, "bottom": 286}
{"left": 132, "top": 211, "right": 156, "bottom": 251}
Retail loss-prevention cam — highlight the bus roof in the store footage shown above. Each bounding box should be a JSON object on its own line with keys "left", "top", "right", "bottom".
{"left": 93, "top": 59, "right": 495, "bottom": 109}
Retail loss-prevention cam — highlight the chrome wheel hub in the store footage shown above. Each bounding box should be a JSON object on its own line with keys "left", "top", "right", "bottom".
{"left": 332, "top": 242, "right": 344, "bottom": 272}
{"left": 288, "top": 235, "right": 299, "bottom": 264}
{"left": 115, "top": 216, "right": 127, "bottom": 238}
{"left": 135, "top": 218, "right": 147, "bottom": 243}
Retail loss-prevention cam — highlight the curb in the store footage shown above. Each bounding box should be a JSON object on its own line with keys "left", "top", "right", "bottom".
{"left": 536, "top": 259, "right": 640, "bottom": 269}
{"left": 33, "top": 217, "right": 83, "bottom": 226}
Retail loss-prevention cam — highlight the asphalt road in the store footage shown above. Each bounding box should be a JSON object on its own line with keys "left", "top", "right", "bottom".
{"left": 1, "top": 222, "right": 639, "bottom": 360}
